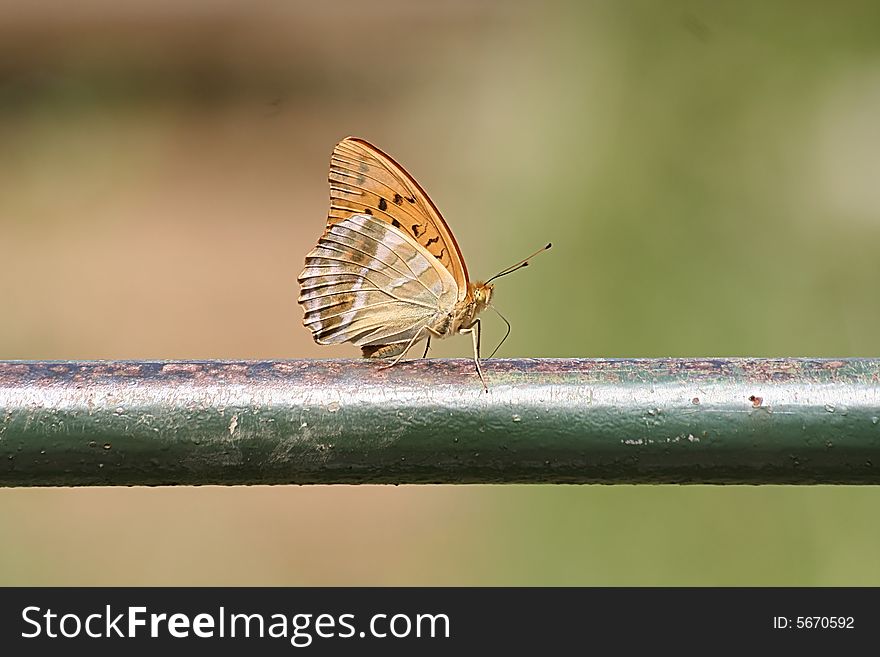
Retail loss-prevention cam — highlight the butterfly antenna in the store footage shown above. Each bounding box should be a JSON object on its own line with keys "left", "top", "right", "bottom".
{"left": 486, "top": 305, "right": 512, "bottom": 358}
{"left": 486, "top": 243, "right": 552, "bottom": 283}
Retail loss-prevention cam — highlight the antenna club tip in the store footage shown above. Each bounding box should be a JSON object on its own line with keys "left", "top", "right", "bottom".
{"left": 545, "top": 242, "right": 552, "bottom": 249}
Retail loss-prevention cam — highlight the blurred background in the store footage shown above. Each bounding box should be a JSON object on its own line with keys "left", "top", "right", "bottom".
{"left": 2, "top": 0, "right": 880, "bottom": 585}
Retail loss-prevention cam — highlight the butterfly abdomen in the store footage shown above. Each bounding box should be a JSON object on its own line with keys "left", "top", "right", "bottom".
{"left": 361, "top": 344, "right": 407, "bottom": 359}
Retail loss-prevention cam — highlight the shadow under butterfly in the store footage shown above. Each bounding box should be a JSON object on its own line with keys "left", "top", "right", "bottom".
{"left": 297, "top": 137, "right": 550, "bottom": 391}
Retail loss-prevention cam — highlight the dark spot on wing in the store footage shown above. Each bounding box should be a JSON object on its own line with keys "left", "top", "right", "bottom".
{"left": 406, "top": 195, "right": 416, "bottom": 203}
{"left": 356, "top": 174, "right": 366, "bottom": 185}
{"left": 412, "top": 224, "right": 423, "bottom": 237}
{"left": 425, "top": 236, "right": 439, "bottom": 246}
{"left": 359, "top": 163, "right": 369, "bottom": 173}
{"left": 392, "top": 219, "right": 402, "bottom": 229}
{"left": 393, "top": 193, "right": 403, "bottom": 205}
{"left": 363, "top": 208, "right": 372, "bottom": 215}
{"left": 378, "top": 197, "right": 388, "bottom": 211}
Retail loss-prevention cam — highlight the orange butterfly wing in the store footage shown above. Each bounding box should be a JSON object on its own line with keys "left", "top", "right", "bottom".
{"left": 326, "top": 137, "right": 469, "bottom": 300}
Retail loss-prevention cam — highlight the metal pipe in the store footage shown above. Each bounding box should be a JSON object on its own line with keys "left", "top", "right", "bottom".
{"left": 1, "top": 359, "right": 879, "bottom": 486}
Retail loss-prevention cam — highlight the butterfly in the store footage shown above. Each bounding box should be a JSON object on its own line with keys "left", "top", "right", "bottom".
{"left": 298, "top": 136, "right": 549, "bottom": 391}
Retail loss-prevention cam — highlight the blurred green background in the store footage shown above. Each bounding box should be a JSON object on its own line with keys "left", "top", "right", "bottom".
{"left": 2, "top": 0, "right": 880, "bottom": 585}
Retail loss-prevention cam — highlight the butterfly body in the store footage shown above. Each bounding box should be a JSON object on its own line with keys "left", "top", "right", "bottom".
{"left": 299, "top": 137, "right": 498, "bottom": 390}
{"left": 357, "top": 281, "right": 491, "bottom": 363}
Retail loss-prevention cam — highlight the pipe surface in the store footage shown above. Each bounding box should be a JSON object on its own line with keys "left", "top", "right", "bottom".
{"left": 1, "top": 358, "right": 879, "bottom": 486}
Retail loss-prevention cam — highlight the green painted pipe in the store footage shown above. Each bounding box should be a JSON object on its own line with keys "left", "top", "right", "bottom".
{"left": 0, "top": 359, "right": 879, "bottom": 486}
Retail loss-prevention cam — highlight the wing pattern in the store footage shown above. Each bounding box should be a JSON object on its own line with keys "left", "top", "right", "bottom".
{"left": 298, "top": 214, "right": 458, "bottom": 347}
{"left": 326, "top": 137, "right": 469, "bottom": 299}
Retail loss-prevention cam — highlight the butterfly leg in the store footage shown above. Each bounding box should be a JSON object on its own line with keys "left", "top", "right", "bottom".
{"left": 379, "top": 327, "right": 443, "bottom": 370}
{"left": 422, "top": 335, "right": 432, "bottom": 359}
{"left": 460, "top": 321, "right": 487, "bottom": 392}
{"left": 474, "top": 318, "right": 482, "bottom": 359}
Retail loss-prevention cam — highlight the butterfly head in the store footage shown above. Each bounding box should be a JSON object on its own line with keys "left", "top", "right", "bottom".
{"left": 470, "top": 282, "right": 494, "bottom": 313}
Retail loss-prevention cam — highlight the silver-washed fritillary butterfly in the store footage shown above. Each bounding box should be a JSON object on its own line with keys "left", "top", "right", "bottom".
{"left": 297, "top": 137, "right": 549, "bottom": 391}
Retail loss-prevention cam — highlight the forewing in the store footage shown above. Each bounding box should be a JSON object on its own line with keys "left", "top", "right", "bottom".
{"left": 327, "top": 137, "right": 469, "bottom": 299}
{"left": 298, "top": 214, "right": 458, "bottom": 347}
